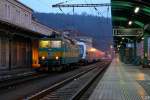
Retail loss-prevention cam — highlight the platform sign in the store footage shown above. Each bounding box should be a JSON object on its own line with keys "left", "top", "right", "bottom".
{"left": 113, "top": 28, "right": 143, "bottom": 36}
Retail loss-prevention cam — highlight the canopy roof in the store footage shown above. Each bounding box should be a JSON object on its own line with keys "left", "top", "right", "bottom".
{"left": 112, "top": 0, "right": 150, "bottom": 47}
{"left": 112, "top": 0, "right": 150, "bottom": 29}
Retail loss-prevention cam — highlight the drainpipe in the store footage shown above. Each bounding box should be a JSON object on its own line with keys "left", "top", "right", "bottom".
{"left": 9, "top": 37, "right": 12, "bottom": 71}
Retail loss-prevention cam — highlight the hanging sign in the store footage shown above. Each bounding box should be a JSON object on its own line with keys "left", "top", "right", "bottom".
{"left": 113, "top": 28, "right": 143, "bottom": 36}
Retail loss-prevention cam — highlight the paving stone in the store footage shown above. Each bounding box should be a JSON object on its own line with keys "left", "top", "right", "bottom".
{"left": 89, "top": 58, "right": 149, "bottom": 100}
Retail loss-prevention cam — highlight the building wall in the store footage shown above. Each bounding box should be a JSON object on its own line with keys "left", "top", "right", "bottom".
{"left": 0, "top": 36, "right": 9, "bottom": 70}
{"left": 0, "top": 0, "right": 57, "bottom": 70}
{"left": 0, "top": 33, "right": 32, "bottom": 70}
{"left": 0, "top": 0, "right": 32, "bottom": 29}
{"left": 31, "top": 20, "right": 53, "bottom": 36}
{"left": 0, "top": 0, "right": 53, "bottom": 36}
{"left": 11, "top": 37, "right": 32, "bottom": 69}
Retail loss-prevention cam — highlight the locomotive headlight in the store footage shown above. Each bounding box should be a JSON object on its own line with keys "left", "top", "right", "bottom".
{"left": 42, "top": 56, "right": 46, "bottom": 60}
{"left": 56, "top": 56, "right": 59, "bottom": 60}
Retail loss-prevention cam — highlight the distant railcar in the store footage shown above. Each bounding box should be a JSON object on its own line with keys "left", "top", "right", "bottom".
{"left": 86, "top": 47, "right": 105, "bottom": 63}
{"left": 38, "top": 34, "right": 80, "bottom": 71}
{"left": 77, "top": 42, "right": 105, "bottom": 64}
{"left": 77, "top": 42, "right": 88, "bottom": 65}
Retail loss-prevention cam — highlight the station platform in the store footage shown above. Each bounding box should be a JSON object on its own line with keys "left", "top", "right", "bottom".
{"left": 89, "top": 57, "right": 150, "bottom": 100}
{"left": 0, "top": 67, "right": 35, "bottom": 81}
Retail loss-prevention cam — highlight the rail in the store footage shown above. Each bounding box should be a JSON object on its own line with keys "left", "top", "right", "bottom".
{"left": 25, "top": 61, "right": 110, "bottom": 100}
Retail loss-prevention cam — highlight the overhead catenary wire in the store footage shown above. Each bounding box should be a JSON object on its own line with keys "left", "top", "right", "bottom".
{"left": 59, "top": 7, "right": 65, "bottom": 14}
{"left": 85, "top": 0, "right": 95, "bottom": 16}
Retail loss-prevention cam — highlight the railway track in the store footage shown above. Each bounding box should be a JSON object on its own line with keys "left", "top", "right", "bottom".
{"left": 0, "top": 63, "right": 94, "bottom": 90}
{"left": 25, "top": 61, "right": 110, "bottom": 100}
{"left": 0, "top": 72, "right": 48, "bottom": 90}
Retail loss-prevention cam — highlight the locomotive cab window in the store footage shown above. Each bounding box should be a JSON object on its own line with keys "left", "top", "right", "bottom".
{"left": 39, "top": 40, "right": 50, "bottom": 48}
{"left": 39, "top": 40, "right": 61, "bottom": 48}
{"left": 51, "top": 40, "right": 61, "bottom": 48}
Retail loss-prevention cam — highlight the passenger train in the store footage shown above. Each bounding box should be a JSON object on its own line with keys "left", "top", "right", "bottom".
{"left": 38, "top": 33, "right": 105, "bottom": 71}
{"left": 77, "top": 41, "right": 105, "bottom": 64}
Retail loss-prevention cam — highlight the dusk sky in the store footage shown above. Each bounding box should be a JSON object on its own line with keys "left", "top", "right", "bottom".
{"left": 20, "top": 0, "right": 111, "bottom": 17}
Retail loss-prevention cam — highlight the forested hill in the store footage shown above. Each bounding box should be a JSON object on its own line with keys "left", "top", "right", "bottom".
{"left": 33, "top": 13, "right": 113, "bottom": 51}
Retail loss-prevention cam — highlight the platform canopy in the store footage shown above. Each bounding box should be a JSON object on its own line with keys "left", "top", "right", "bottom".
{"left": 111, "top": 0, "right": 150, "bottom": 47}
{"left": 112, "top": 0, "right": 150, "bottom": 29}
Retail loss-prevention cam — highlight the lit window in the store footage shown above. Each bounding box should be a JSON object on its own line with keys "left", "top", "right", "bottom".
{"left": 51, "top": 41, "right": 61, "bottom": 48}
{"left": 39, "top": 40, "right": 50, "bottom": 48}
{"left": 39, "top": 40, "right": 61, "bottom": 48}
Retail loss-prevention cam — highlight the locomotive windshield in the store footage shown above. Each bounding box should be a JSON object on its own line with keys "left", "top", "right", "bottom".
{"left": 51, "top": 41, "right": 61, "bottom": 48}
{"left": 39, "top": 40, "right": 61, "bottom": 48}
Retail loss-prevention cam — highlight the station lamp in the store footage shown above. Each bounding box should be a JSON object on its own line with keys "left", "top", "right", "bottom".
{"left": 110, "top": 45, "right": 113, "bottom": 49}
{"left": 122, "top": 37, "right": 125, "bottom": 40}
{"left": 90, "top": 48, "right": 96, "bottom": 52}
{"left": 117, "top": 45, "right": 121, "bottom": 48}
{"left": 134, "top": 7, "right": 140, "bottom": 14}
{"left": 142, "top": 37, "right": 144, "bottom": 40}
{"left": 128, "top": 21, "right": 132, "bottom": 25}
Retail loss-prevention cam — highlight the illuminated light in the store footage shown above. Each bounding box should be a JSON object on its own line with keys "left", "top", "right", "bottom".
{"left": 134, "top": 7, "right": 140, "bottom": 13}
{"left": 142, "top": 37, "right": 144, "bottom": 40}
{"left": 128, "top": 21, "right": 132, "bottom": 25}
{"left": 136, "top": 73, "right": 145, "bottom": 81}
{"left": 110, "top": 45, "right": 113, "bottom": 49}
{"left": 56, "top": 56, "right": 59, "bottom": 60}
{"left": 90, "top": 48, "right": 96, "bottom": 52}
{"left": 42, "top": 56, "right": 45, "bottom": 60}
{"left": 117, "top": 45, "right": 121, "bottom": 48}
{"left": 40, "top": 40, "right": 50, "bottom": 48}
{"left": 122, "top": 37, "right": 125, "bottom": 40}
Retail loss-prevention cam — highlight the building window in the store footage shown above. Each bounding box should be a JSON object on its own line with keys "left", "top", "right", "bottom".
{"left": 7, "top": 5, "right": 11, "bottom": 18}
{"left": 25, "top": 13, "right": 29, "bottom": 25}
{"left": 4, "top": 4, "right": 11, "bottom": 19}
{"left": 5, "top": 4, "right": 7, "bottom": 17}
{"left": 16, "top": 10, "right": 20, "bottom": 23}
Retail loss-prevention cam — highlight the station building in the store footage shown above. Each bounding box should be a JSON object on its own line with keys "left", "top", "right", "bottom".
{"left": 0, "top": 0, "right": 53, "bottom": 71}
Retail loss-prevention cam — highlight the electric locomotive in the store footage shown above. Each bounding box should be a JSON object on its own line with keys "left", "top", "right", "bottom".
{"left": 38, "top": 34, "right": 80, "bottom": 71}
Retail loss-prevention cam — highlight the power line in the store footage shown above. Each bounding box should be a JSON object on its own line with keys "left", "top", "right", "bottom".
{"left": 59, "top": 7, "right": 65, "bottom": 14}
{"left": 52, "top": 3, "right": 111, "bottom": 7}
